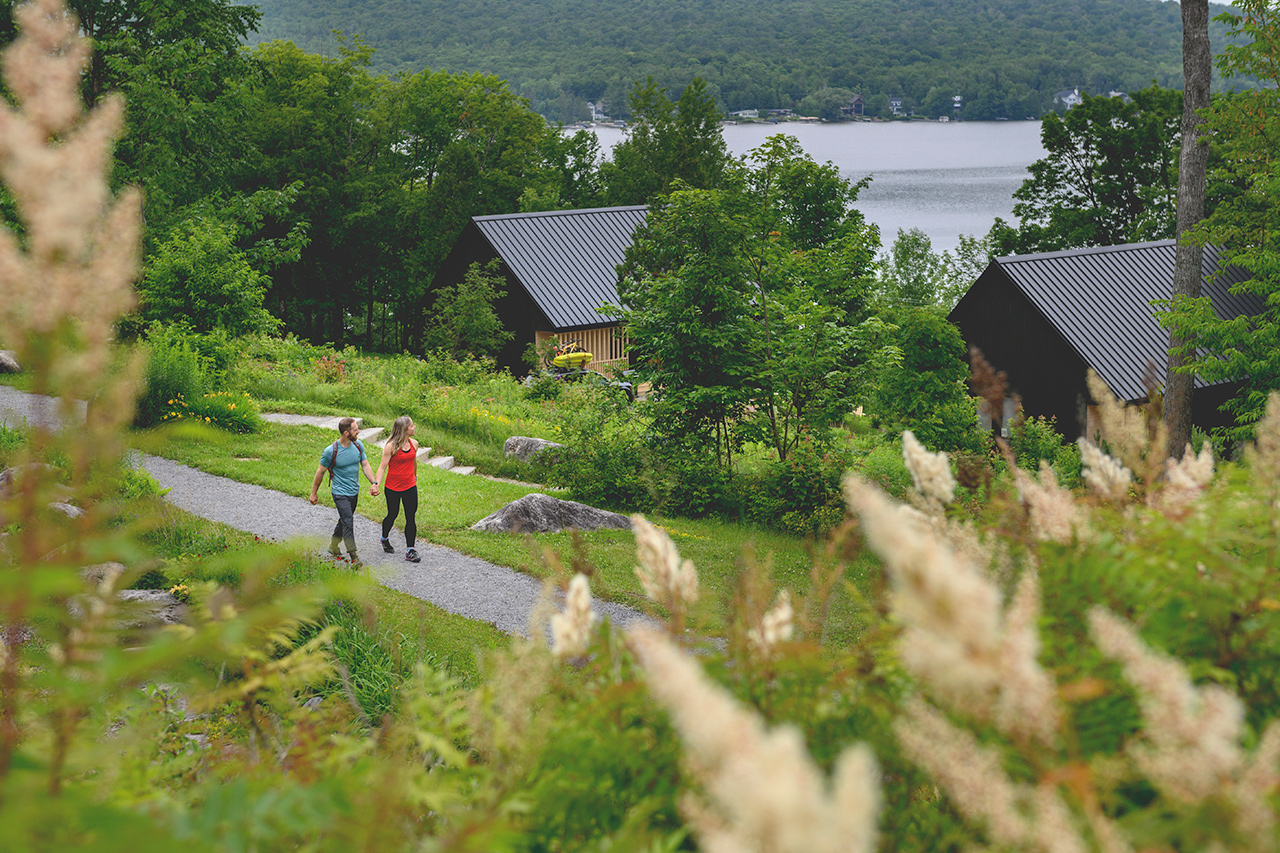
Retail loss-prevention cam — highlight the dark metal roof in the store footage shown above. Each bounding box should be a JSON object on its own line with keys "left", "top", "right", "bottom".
{"left": 472, "top": 205, "right": 648, "bottom": 330}
{"left": 993, "top": 240, "right": 1261, "bottom": 401}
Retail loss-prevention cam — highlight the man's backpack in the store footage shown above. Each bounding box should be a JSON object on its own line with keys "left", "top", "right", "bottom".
{"left": 325, "top": 440, "right": 340, "bottom": 483}
{"left": 325, "top": 440, "right": 364, "bottom": 482}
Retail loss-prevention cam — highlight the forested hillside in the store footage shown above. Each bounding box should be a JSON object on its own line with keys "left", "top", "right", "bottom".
{"left": 243, "top": 0, "right": 1233, "bottom": 121}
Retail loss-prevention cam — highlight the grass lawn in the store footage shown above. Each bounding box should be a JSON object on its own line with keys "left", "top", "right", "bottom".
{"left": 141, "top": 499, "right": 510, "bottom": 686}
{"left": 133, "top": 419, "right": 877, "bottom": 640}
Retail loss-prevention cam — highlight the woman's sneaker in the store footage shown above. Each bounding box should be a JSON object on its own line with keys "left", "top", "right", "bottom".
{"left": 381, "top": 537, "right": 394, "bottom": 553}
{"left": 406, "top": 548, "right": 421, "bottom": 563}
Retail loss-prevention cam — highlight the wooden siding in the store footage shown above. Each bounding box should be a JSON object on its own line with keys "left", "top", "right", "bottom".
{"left": 535, "top": 325, "right": 629, "bottom": 371}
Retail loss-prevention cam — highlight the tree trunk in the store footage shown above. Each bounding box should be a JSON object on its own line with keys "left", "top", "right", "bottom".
{"left": 1165, "top": 0, "right": 1211, "bottom": 459}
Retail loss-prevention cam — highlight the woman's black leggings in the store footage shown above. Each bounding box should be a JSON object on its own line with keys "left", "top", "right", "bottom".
{"left": 381, "top": 485, "right": 418, "bottom": 547}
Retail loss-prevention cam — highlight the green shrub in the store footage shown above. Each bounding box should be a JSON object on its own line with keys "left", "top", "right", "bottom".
{"left": 736, "top": 437, "right": 847, "bottom": 532}
{"left": 1051, "top": 439, "right": 1083, "bottom": 488}
{"left": 845, "top": 411, "right": 874, "bottom": 436}
{"left": 850, "top": 438, "right": 914, "bottom": 499}
{"left": 778, "top": 498, "right": 847, "bottom": 538}
{"left": 116, "top": 467, "right": 169, "bottom": 499}
{"left": 1010, "top": 412, "right": 1068, "bottom": 469}
{"left": 871, "top": 307, "right": 985, "bottom": 453}
{"left": 523, "top": 371, "right": 564, "bottom": 401}
{"left": 537, "top": 434, "right": 655, "bottom": 512}
{"left": 654, "top": 450, "right": 737, "bottom": 518}
{"left": 420, "top": 350, "right": 498, "bottom": 386}
{"left": 161, "top": 391, "right": 263, "bottom": 433}
{"left": 0, "top": 422, "right": 26, "bottom": 466}
{"left": 135, "top": 332, "right": 209, "bottom": 427}
{"left": 184, "top": 327, "right": 240, "bottom": 384}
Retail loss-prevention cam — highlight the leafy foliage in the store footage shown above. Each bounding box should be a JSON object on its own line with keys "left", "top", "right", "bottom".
{"left": 601, "top": 77, "right": 730, "bottom": 205}
{"left": 620, "top": 134, "right": 879, "bottom": 464}
{"left": 422, "top": 259, "right": 514, "bottom": 359}
{"left": 877, "top": 227, "right": 996, "bottom": 311}
{"left": 1000, "top": 84, "right": 1182, "bottom": 254}
{"left": 139, "top": 217, "right": 281, "bottom": 335}
{"left": 161, "top": 392, "right": 263, "bottom": 433}
{"left": 136, "top": 329, "right": 211, "bottom": 427}
{"left": 1160, "top": 1, "right": 1280, "bottom": 442}
{"left": 869, "top": 307, "right": 984, "bottom": 453}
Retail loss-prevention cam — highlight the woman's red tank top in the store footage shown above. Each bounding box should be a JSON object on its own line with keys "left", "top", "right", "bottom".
{"left": 384, "top": 441, "right": 417, "bottom": 491}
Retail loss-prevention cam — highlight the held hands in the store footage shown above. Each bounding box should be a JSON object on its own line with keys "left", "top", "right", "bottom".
{"left": 370, "top": 483, "right": 380, "bottom": 497}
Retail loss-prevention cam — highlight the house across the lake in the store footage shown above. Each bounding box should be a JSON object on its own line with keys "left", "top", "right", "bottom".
{"left": 432, "top": 205, "right": 649, "bottom": 375}
{"left": 948, "top": 240, "right": 1262, "bottom": 439}
{"left": 839, "top": 95, "right": 864, "bottom": 118}
{"left": 1054, "top": 87, "right": 1084, "bottom": 109}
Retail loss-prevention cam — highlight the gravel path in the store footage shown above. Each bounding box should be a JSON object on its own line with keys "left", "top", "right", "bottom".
{"left": 0, "top": 385, "right": 649, "bottom": 636}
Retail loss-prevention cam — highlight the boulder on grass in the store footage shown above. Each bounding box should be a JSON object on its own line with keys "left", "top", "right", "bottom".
{"left": 67, "top": 588, "right": 187, "bottom": 633}
{"left": 115, "top": 589, "right": 187, "bottom": 629}
{"left": 0, "top": 351, "right": 18, "bottom": 373}
{"left": 503, "top": 436, "right": 565, "bottom": 462}
{"left": 0, "top": 463, "right": 56, "bottom": 499}
{"left": 471, "top": 493, "right": 631, "bottom": 534}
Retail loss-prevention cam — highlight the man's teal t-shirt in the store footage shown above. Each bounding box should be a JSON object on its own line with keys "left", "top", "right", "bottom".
{"left": 321, "top": 440, "right": 366, "bottom": 497}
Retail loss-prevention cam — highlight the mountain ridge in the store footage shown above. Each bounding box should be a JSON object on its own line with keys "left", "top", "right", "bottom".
{"left": 242, "top": 0, "right": 1233, "bottom": 121}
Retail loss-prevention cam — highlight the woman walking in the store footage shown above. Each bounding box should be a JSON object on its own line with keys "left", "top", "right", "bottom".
{"left": 374, "top": 416, "right": 422, "bottom": 563}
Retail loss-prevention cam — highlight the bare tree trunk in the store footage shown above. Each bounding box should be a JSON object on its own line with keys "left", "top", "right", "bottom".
{"left": 1165, "top": 0, "right": 1212, "bottom": 459}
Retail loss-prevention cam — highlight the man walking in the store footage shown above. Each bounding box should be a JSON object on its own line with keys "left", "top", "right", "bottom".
{"left": 310, "top": 417, "right": 380, "bottom": 567}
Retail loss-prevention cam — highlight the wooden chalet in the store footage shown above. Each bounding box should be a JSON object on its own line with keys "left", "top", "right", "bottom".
{"left": 432, "top": 205, "right": 648, "bottom": 374}
{"left": 947, "top": 240, "right": 1262, "bottom": 439}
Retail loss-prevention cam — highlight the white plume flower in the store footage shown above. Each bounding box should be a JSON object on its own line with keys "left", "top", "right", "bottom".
{"left": 1078, "top": 438, "right": 1132, "bottom": 503}
{"left": 630, "top": 627, "right": 880, "bottom": 853}
{"left": 902, "top": 429, "right": 956, "bottom": 508}
{"left": 551, "top": 573, "right": 596, "bottom": 658}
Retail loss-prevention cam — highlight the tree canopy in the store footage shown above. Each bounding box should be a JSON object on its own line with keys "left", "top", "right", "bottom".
{"left": 1161, "top": 0, "right": 1280, "bottom": 442}
{"left": 601, "top": 78, "right": 729, "bottom": 206}
{"left": 998, "top": 85, "right": 1182, "bottom": 254}
{"left": 619, "top": 135, "right": 880, "bottom": 463}
{"left": 246, "top": 0, "right": 1240, "bottom": 122}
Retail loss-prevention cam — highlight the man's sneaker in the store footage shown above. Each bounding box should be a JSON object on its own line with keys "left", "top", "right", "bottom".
{"left": 381, "top": 537, "right": 394, "bottom": 553}
{"left": 406, "top": 548, "right": 421, "bottom": 563}
{"left": 349, "top": 555, "right": 363, "bottom": 570}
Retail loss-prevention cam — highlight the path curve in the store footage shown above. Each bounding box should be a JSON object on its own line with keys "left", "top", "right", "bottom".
{"left": 0, "top": 386, "right": 649, "bottom": 635}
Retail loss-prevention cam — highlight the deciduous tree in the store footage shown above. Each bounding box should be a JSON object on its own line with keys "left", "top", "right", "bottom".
{"left": 139, "top": 217, "right": 280, "bottom": 336}
{"left": 423, "top": 260, "right": 513, "bottom": 359}
{"left": 1162, "top": 0, "right": 1280, "bottom": 442}
{"left": 1164, "top": 0, "right": 1212, "bottom": 458}
{"left": 602, "top": 77, "right": 728, "bottom": 205}
{"left": 1006, "top": 85, "right": 1181, "bottom": 253}
{"left": 620, "top": 136, "right": 879, "bottom": 463}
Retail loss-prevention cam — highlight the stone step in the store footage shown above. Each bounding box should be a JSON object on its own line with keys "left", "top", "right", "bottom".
{"left": 426, "top": 455, "right": 455, "bottom": 470}
{"left": 261, "top": 413, "right": 362, "bottom": 431}
{"left": 360, "top": 427, "right": 385, "bottom": 445}
{"left": 372, "top": 440, "right": 432, "bottom": 460}
{"left": 448, "top": 465, "right": 477, "bottom": 475}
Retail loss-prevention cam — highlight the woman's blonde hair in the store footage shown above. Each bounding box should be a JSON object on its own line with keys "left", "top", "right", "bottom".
{"left": 385, "top": 416, "right": 415, "bottom": 455}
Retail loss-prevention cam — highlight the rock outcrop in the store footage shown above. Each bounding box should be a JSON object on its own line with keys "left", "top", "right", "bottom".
{"left": 115, "top": 589, "right": 187, "bottom": 629}
{"left": 471, "top": 492, "right": 631, "bottom": 534}
{"left": 502, "top": 435, "right": 565, "bottom": 462}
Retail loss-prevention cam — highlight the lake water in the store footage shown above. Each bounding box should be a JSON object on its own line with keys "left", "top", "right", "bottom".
{"left": 580, "top": 121, "right": 1047, "bottom": 253}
